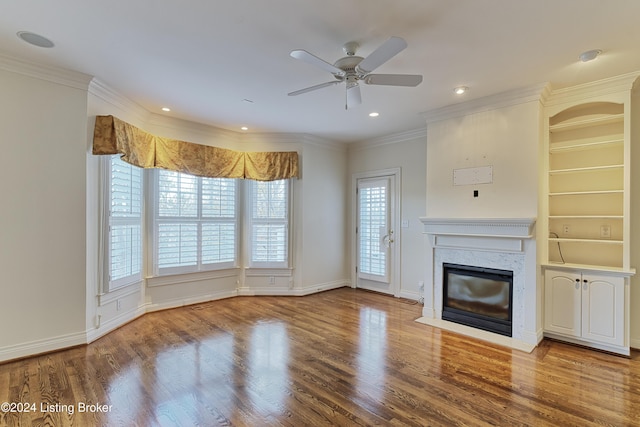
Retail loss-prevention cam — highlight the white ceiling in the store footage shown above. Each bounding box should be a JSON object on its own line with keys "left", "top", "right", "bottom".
{"left": 2, "top": 0, "right": 640, "bottom": 143}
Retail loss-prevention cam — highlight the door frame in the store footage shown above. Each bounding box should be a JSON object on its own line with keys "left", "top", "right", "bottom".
{"left": 351, "top": 168, "right": 401, "bottom": 297}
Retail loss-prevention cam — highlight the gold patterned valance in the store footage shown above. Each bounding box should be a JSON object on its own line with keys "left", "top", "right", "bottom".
{"left": 92, "top": 115, "right": 299, "bottom": 181}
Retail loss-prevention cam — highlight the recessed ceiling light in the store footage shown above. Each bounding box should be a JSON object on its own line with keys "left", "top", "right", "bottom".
{"left": 241, "top": 126, "right": 249, "bottom": 131}
{"left": 579, "top": 49, "right": 602, "bottom": 63}
{"left": 161, "top": 107, "right": 171, "bottom": 112}
{"left": 454, "top": 86, "right": 468, "bottom": 95}
{"left": 16, "top": 31, "right": 54, "bottom": 48}
{"left": 369, "top": 112, "right": 379, "bottom": 117}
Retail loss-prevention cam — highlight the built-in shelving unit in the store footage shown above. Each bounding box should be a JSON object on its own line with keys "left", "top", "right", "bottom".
{"left": 546, "top": 102, "right": 626, "bottom": 269}
{"left": 541, "top": 74, "right": 639, "bottom": 356}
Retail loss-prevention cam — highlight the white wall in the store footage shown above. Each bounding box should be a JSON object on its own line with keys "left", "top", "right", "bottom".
{"left": 348, "top": 132, "right": 427, "bottom": 300}
{"left": 0, "top": 64, "right": 91, "bottom": 361}
{"left": 299, "top": 140, "right": 349, "bottom": 292}
{"left": 426, "top": 101, "right": 540, "bottom": 218}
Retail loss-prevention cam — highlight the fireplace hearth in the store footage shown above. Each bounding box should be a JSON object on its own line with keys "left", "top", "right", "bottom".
{"left": 442, "top": 263, "right": 513, "bottom": 337}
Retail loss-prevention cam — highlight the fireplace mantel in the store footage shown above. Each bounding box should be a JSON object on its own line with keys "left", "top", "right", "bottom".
{"left": 419, "top": 217, "right": 536, "bottom": 238}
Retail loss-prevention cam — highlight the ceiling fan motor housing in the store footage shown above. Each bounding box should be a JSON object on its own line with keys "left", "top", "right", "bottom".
{"left": 333, "top": 56, "right": 364, "bottom": 79}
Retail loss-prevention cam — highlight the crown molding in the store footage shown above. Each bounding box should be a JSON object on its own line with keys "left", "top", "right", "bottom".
{"left": 0, "top": 52, "right": 92, "bottom": 90}
{"left": 544, "top": 71, "right": 640, "bottom": 108}
{"left": 88, "top": 78, "right": 149, "bottom": 123}
{"left": 423, "top": 83, "right": 549, "bottom": 123}
{"left": 349, "top": 127, "right": 427, "bottom": 152}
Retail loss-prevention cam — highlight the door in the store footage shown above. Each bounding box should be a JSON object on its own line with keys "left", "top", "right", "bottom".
{"left": 544, "top": 269, "right": 581, "bottom": 337}
{"left": 356, "top": 175, "right": 396, "bottom": 295}
{"left": 581, "top": 275, "right": 624, "bottom": 346}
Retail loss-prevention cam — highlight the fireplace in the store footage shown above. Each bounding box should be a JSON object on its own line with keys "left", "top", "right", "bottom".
{"left": 442, "top": 263, "right": 513, "bottom": 337}
{"left": 418, "top": 217, "right": 537, "bottom": 351}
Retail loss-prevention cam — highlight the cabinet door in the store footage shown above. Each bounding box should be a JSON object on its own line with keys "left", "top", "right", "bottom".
{"left": 581, "top": 275, "right": 625, "bottom": 346}
{"left": 544, "top": 270, "right": 581, "bottom": 337}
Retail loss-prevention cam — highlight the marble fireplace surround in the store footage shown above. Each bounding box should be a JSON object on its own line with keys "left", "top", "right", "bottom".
{"left": 418, "top": 218, "right": 539, "bottom": 352}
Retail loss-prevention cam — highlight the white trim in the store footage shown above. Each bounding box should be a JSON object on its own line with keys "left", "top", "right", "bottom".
{"left": 420, "top": 217, "right": 536, "bottom": 238}
{"left": 147, "top": 268, "right": 240, "bottom": 287}
{"left": 238, "top": 280, "right": 348, "bottom": 297}
{"left": 544, "top": 72, "right": 640, "bottom": 109}
{"left": 0, "top": 52, "right": 92, "bottom": 89}
{"left": 88, "top": 79, "right": 149, "bottom": 123}
{"left": 349, "top": 128, "right": 427, "bottom": 151}
{"left": 423, "top": 83, "right": 549, "bottom": 123}
{"left": 398, "top": 289, "right": 422, "bottom": 301}
{"left": 86, "top": 306, "right": 145, "bottom": 344}
{"left": 544, "top": 331, "right": 631, "bottom": 357}
{"left": 0, "top": 331, "right": 87, "bottom": 364}
{"left": 144, "top": 289, "right": 239, "bottom": 313}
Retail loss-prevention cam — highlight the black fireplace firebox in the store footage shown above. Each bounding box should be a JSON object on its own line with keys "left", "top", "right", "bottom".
{"left": 442, "top": 263, "right": 513, "bottom": 337}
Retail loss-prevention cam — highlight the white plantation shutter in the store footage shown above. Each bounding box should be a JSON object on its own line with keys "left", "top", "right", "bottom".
{"left": 202, "top": 178, "right": 236, "bottom": 264}
{"left": 249, "top": 179, "right": 289, "bottom": 267}
{"left": 155, "top": 171, "right": 237, "bottom": 274}
{"left": 108, "top": 156, "right": 143, "bottom": 289}
{"left": 358, "top": 178, "right": 390, "bottom": 282}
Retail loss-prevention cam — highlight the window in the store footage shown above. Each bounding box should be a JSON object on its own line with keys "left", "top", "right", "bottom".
{"left": 107, "top": 156, "right": 143, "bottom": 290}
{"left": 248, "top": 179, "right": 290, "bottom": 268}
{"left": 153, "top": 170, "right": 237, "bottom": 274}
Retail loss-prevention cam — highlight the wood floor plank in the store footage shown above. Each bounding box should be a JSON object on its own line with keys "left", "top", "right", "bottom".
{"left": 2, "top": 287, "right": 640, "bottom": 426}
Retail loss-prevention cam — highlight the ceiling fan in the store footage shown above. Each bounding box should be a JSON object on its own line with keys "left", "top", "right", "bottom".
{"left": 288, "top": 36, "right": 423, "bottom": 110}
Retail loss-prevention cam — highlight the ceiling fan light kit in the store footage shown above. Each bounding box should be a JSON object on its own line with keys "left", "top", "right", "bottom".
{"left": 288, "top": 36, "right": 423, "bottom": 110}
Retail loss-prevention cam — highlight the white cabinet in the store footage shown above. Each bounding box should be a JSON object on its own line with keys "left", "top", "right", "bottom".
{"left": 544, "top": 268, "right": 628, "bottom": 355}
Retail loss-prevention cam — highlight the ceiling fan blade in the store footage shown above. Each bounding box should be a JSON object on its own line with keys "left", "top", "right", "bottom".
{"left": 364, "top": 74, "right": 423, "bottom": 87}
{"left": 290, "top": 50, "right": 345, "bottom": 76}
{"left": 288, "top": 80, "right": 340, "bottom": 96}
{"left": 346, "top": 84, "right": 362, "bottom": 110}
{"left": 356, "top": 36, "right": 408, "bottom": 74}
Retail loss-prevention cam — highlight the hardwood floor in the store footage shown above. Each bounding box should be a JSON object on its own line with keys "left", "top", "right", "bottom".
{"left": 1, "top": 287, "right": 639, "bottom": 426}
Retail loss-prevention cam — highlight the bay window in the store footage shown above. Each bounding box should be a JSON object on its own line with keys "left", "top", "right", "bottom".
{"left": 103, "top": 161, "right": 291, "bottom": 290}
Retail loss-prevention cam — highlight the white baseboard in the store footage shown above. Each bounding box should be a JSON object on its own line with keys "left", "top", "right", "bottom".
{"left": 86, "top": 306, "right": 146, "bottom": 344}
{"left": 398, "top": 290, "right": 421, "bottom": 301}
{"left": 0, "top": 331, "right": 87, "bottom": 363}
{"left": 145, "top": 289, "right": 238, "bottom": 313}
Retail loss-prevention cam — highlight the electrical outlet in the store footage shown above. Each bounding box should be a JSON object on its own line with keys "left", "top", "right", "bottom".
{"left": 116, "top": 299, "right": 122, "bottom": 311}
{"left": 600, "top": 225, "right": 611, "bottom": 238}
{"left": 418, "top": 280, "right": 424, "bottom": 290}
{"left": 268, "top": 276, "right": 275, "bottom": 284}
{"left": 563, "top": 224, "right": 570, "bottom": 235}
